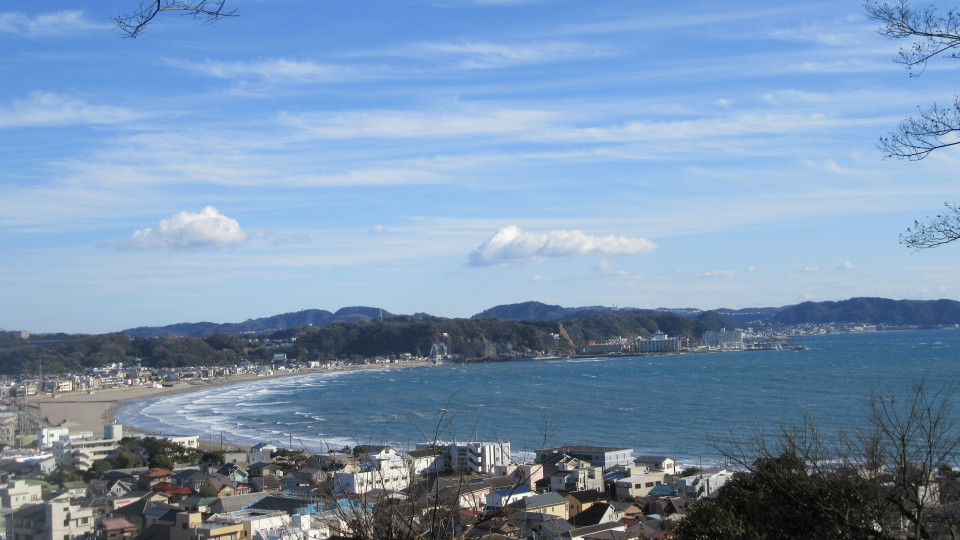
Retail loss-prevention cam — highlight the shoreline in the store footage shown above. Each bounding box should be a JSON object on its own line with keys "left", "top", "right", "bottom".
{"left": 28, "top": 361, "right": 436, "bottom": 448}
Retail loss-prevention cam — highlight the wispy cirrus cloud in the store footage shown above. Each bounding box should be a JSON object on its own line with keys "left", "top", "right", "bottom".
{"left": 417, "top": 40, "right": 614, "bottom": 68}
{"left": 281, "top": 108, "right": 557, "bottom": 139}
{"left": 697, "top": 270, "right": 736, "bottom": 278}
{"left": 0, "top": 11, "right": 102, "bottom": 36}
{"left": 119, "top": 206, "right": 248, "bottom": 250}
{"left": 176, "top": 58, "right": 373, "bottom": 83}
{"left": 469, "top": 225, "right": 656, "bottom": 266}
{"left": 0, "top": 92, "right": 150, "bottom": 128}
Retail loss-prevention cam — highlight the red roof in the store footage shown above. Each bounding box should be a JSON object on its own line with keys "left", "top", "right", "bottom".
{"left": 144, "top": 468, "right": 174, "bottom": 478}
{"left": 99, "top": 518, "right": 136, "bottom": 531}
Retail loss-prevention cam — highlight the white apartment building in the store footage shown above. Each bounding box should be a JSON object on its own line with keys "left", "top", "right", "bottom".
{"left": 676, "top": 467, "right": 734, "bottom": 499}
{"left": 332, "top": 455, "right": 411, "bottom": 495}
{"left": 636, "top": 332, "right": 681, "bottom": 353}
{"left": 701, "top": 328, "right": 745, "bottom": 350}
{"left": 0, "top": 480, "right": 42, "bottom": 511}
{"left": 415, "top": 441, "right": 511, "bottom": 475}
{"left": 52, "top": 424, "right": 123, "bottom": 471}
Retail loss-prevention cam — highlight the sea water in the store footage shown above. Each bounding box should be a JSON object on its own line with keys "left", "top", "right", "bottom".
{"left": 115, "top": 328, "right": 960, "bottom": 465}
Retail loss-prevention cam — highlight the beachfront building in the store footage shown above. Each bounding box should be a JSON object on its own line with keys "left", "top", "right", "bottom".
{"left": 52, "top": 424, "right": 123, "bottom": 471}
{"left": 536, "top": 446, "right": 634, "bottom": 469}
{"left": 636, "top": 332, "right": 682, "bottom": 353}
{"left": 331, "top": 454, "right": 410, "bottom": 495}
{"left": 416, "top": 441, "right": 512, "bottom": 475}
{"left": 701, "top": 328, "right": 745, "bottom": 350}
{"left": 633, "top": 455, "right": 677, "bottom": 476}
{"left": 676, "top": 467, "right": 734, "bottom": 499}
{"left": 36, "top": 427, "right": 71, "bottom": 449}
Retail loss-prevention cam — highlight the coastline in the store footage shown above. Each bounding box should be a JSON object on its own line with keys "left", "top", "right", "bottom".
{"left": 27, "top": 361, "right": 435, "bottom": 446}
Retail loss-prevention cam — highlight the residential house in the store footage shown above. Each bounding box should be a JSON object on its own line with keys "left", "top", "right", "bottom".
{"left": 199, "top": 477, "right": 238, "bottom": 498}
{"left": 247, "top": 463, "right": 283, "bottom": 479}
{"left": 490, "top": 462, "right": 545, "bottom": 491}
{"left": 402, "top": 447, "right": 445, "bottom": 477}
{"left": 137, "top": 468, "right": 174, "bottom": 490}
{"left": 169, "top": 512, "right": 244, "bottom": 540}
{"left": 506, "top": 492, "right": 570, "bottom": 520}
{"left": 550, "top": 460, "right": 603, "bottom": 493}
{"left": 614, "top": 467, "right": 666, "bottom": 499}
{"left": 485, "top": 485, "right": 535, "bottom": 508}
{"left": 97, "top": 517, "right": 137, "bottom": 540}
{"left": 633, "top": 456, "right": 676, "bottom": 476}
{"left": 216, "top": 463, "right": 249, "bottom": 485}
{"left": 565, "top": 490, "right": 606, "bottom": 518}
{"left": 675, "top": 467, "right": 733, "bottom": 499}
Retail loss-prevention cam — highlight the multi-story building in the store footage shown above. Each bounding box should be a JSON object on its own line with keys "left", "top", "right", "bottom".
{"left": 614, "top": 467, "right": 667, "bottom": 499}
{"left": 636, "top": 332, "right": 681, "bottom": 353}
{"left": 332, "top": 455, "right": 410, "bottom": 495}
{"left": 536, "top": 446, "right": 633, "bottom": 469}
{"left": 701, "top": 328, "right": 745, "bottom": 350}
{"left": 416, "top": 441, "right": 511, "bottom": 475}
{"left": 52, "top": 424, "right": 123, "bottom": 471}
{"left": 549, "top": 461, "right": 603, "bottom": 493}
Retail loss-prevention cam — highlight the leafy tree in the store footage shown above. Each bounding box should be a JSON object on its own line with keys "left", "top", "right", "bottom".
{"left": 47, "top": 465, "right": 82, "bottom": 485}
{"left": 87, "top": 459, "right": 113, "bottom": 479}
{"left": 867, "top": 1, "right": 960, "bottom": 248}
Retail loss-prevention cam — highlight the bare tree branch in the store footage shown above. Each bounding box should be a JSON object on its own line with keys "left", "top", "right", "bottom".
{"left": 114, "top": 0, "right": 237, "bottom": 38}
{"left": 900, "top": 203, "right": 960, "bottom": 249}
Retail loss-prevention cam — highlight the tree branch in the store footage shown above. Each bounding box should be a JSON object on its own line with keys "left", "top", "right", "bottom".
{"left": 114, "top": 0, "right": 237, "bottom": 38}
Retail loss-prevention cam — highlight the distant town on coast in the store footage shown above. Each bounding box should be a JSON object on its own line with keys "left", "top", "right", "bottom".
{"left": 3, "top": 296, "right": 960, "bottom": 379}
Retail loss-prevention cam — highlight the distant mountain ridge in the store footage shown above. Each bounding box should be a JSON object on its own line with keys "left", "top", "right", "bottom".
{"left": 120, "top": 297, "right": 960, "bottom": 338}
{"left": 122, "top": 306, "right": 392, "bottom": 338}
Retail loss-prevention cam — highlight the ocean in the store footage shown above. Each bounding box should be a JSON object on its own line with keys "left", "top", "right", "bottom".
{"left": 115, "top": 328, "right": 960, "bottom": 466}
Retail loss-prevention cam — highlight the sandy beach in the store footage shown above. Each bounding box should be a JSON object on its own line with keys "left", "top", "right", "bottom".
{"left": 27, "top": 361, "right": 435, "bottom": 439}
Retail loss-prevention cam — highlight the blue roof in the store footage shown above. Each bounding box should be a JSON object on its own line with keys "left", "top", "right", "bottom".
{"left": 648, "top": 484, "right": 675, "bottom": 496}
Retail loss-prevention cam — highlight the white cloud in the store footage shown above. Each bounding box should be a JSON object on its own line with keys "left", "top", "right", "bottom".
{"left": 281, "top": 108, "right": 556, "bottom": 139}
{"left": 418, "top": 40, "right": 613, "bottom": 69}
{"left": 0, "top": 11, "right": 101, "bottom": 36}
{"left": 803, "top": 265, "right": 820, "bottom": 273}
{"left": 122, "top": 207, "right": 247, "bottom": 249}
{"left": 839, "top": 261, "right": 854, "bottom": 270}
{"left": 468, "top": 225, "right": 656, "bottom": 266}
{"left": 596, "top": 260, "right": 630, "bottom": 276}
{"left": 178, "top": 59, "right": 368, "bottom": 83}
{"left": 698, "top": 270, "right": 736, "bottom": 278}
{"left": 370, "top": 225, "right": 387, "bottom": 234}
{"left": 0, "top": 92, "right": 148, "bottom": 128}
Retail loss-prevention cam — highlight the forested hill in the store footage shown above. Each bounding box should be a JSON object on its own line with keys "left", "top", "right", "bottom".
{"left": 0, "top": 311, "right": 733, "bottom": 376}
{"left": 771, "top": 297, "right": 960, "bottom": 326}
{"left": 122, "top": 307, "right": 391, "bottom": 338}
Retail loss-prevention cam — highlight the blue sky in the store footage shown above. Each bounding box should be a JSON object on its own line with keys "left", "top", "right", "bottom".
{"left": 3, "top": 1, "right": 960, "bottom": 334}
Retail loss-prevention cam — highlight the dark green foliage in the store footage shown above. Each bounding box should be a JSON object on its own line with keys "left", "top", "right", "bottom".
{"left": 111, "top": 450, "right": 145, "bottom": 469}
{"left": 47, "top": 464, "right": 82, "bottom": 485}
{"left": 674, "top": 452, "right": 880, "bottom": 540}
{"left": 271, "top": 448, "right": 307, "bottom": 473}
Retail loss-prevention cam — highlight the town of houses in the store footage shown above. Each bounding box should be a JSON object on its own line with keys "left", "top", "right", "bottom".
{"left": 0, "top": 414, "right": 738, "bottom": 540}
